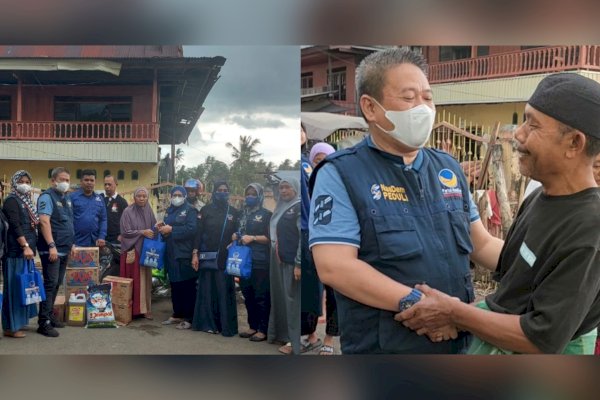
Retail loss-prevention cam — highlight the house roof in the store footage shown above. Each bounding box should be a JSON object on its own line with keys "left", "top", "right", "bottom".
{"left": 0, "top": 46, "right": 225, "bottom": 145}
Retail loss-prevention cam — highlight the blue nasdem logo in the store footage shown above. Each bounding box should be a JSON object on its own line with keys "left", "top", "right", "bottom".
{"left": 438, "top": 169, "right": 458, "bottom": 188}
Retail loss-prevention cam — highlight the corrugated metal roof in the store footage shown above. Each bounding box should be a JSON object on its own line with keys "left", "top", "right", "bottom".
{"left": 0, "top": 46, "right": 183, "bottom": 58}
{"left": 432, "top": 70, "right": 600, "bottom": 105}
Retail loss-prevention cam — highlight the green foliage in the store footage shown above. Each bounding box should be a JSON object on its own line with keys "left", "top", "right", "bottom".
{"left": 175, "top": 135, "right": 281, "bottom": 196}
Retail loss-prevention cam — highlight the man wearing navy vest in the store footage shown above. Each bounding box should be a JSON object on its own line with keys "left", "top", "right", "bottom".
{"left": 37, "top": 167, "right": 75, "bottom": 337}
{"left": 308, "top": 47, "right": 504, "bottom": 354}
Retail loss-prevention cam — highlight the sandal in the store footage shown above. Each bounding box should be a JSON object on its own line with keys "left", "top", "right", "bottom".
{"left": 249, "top": 332, "right": 267, "bottom": 342}
{"left": 161, "top": 317, "right": 183, "bottom": 325}
{"left": 301, "top": 338, "right": 323, "bottom": 353}
{"left": 176, "top": 321, "right": 192, "bottom": 330}
{"left": 239, "top": 329, "right": 257, "bottom": 338}
{"left": 278, "top": 343, "right": 293, "bottom": 355}
{"left": 206, "top": 330, "right": 220, "bottom": 335}
{"left": 3, "top": 330, "right": 26, "bottom": 338}
{"left": 319, "top": 344, "right": 335, "bottom": 355}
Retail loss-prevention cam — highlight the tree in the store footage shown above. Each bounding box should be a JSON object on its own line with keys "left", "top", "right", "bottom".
{"left": 226, "top": 135, "right": 263, "bottom": 195}
{"left": 277, "top": 159, "right": 294, "bottom": 170}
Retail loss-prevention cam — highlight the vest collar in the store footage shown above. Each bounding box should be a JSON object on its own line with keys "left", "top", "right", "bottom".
{"left": 366, "top": 135, "right": 424, "bottom": 172}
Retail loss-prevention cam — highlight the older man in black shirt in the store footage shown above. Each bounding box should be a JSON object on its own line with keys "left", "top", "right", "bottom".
{"left": 103, "top": 175, "right": 128, "bottom": 244}
{"left": 397, "top": 73, "right": 600, "bottom": 354}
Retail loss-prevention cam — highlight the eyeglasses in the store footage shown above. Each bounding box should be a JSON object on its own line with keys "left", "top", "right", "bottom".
{"left": 216, "top": 188, "right": 229, "bottom": 193}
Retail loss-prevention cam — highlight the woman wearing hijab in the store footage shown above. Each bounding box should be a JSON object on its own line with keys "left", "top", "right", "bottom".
{"left": 159, "top": 186, "right": 198, "bottom": 330}
{"left": 309, "top": 142, "right": 336, "bottom": 167}
{"left": 191, "top": 181, "right": 240, "bottom": 336}
{"left": 120, "top": 187, "right": 156, "bottom": 319}
{"left": 1, "top": 170, "right": 39, "bottom": 338}
{"left": 268, "top": 178, "right": 302, "bottom": 355}
{"left": 235, "top": 183, "right": 272, "bottom": 342}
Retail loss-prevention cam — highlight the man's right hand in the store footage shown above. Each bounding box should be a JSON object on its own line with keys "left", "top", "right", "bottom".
{"left": 49, "top": 247, "right": 59, "bottom": 262}
{"left": 191, "top": 253, "right": 199, "bottom": 271}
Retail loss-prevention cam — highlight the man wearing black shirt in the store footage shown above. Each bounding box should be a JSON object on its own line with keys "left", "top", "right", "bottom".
{"left": 103, "top": 175, "right": 128, "bottom": 244}
{"left": 397, "top": 73, "right": 600, "bottom": 354}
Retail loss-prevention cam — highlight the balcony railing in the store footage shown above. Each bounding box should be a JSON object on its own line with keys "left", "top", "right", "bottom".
{"left": 428, "top": 45, "right": 600, "bottom": 83}
{"left": 301, "top": 86, "right": 335, "bottom": 96}
{"left": 0, "top": 121, "right": 159, "bottom": 142}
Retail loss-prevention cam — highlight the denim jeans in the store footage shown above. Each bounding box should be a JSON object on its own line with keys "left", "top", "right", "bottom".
{"left": 38, "top": 253, "right": 69, "bottom": 326}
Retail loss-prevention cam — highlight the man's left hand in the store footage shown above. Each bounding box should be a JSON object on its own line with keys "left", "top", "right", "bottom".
{"left": 96, "top": 239, "right": 106, "bottom": 247}
{"left": 394, "top": 284, "right": 457, "bottom": 331}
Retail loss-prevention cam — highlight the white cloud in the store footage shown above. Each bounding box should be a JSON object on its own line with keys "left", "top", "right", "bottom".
{"left": 161, "top": 113, "right": 299, "bottom": 168}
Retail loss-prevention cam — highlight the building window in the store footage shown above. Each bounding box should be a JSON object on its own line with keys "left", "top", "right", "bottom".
{"left": 54, "top": 97, "right": 132, "bottom": 122}
{"left": 476, "top": 46, "right": 490, "bottom": 57}
{"left": 439, "top": 46, "right": 472, "bottom": 61}
{"left": 48, "top": 169, "right": 53, "bottom": 179}
{"left": 131, "top": 170, "right": 139, "bottom": 180}
{"left": 328, "top": 67, "right": 347, "bottom": 101}
{"left": 301, "top": 72, "right": 313, "bottom": 89}
{"left": 76, "top": 169, "right": 82, "bottom": 179}
{"left": 512, "top": 112, "right": 518, "bottom": 125}
{"left": 118, "top": 170, "right": 125, "bottom": 180}
{"left": 0, "top": 96, "right": 10, "bottom": 120}
{"left": 104, "top": 170, "right": 111, "bottom": 177}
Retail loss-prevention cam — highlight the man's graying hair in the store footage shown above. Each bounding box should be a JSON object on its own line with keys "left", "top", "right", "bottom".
{"left": 51, "top": 167, "right": 70, "bottom": 180}
{"left": 356, "top": 47, "right": 428, "bottom": 101}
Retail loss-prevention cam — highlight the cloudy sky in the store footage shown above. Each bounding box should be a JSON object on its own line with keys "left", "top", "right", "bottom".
{"left": 160, "top": 46, "right": 300, "bottom": 168}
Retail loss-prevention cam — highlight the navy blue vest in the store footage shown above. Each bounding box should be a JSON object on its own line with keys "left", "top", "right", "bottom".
{"left": 277, "top": 202, "right": 301, "bottom": 265}
{"left": 37, "top": 188, "right": 75, "bottom": 253}
{"left": 5, "top": 195, "right": 38, "bottom": 257}
{"left": 314, "top": 139, "right": 474, "bottom": 354}
{"left": 241, "top": 207, "right": 272, "bottom": 267}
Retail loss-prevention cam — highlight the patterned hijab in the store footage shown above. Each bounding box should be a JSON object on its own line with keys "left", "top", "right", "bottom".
{"left": 10, "top": 170, "right": 39, "bottom": 228}
{"left": 239, "top": 183, "right": 264, "bottom": 234}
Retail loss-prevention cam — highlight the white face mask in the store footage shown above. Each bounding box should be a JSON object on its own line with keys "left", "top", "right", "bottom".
{"left": 56, "top": 181, "right": 70, "bottom": 193}
{"left": 16, "top": 183, "right": 32, "bottom": 194}
{"left": 371, "top": 98, "right": 435, "bottom": 149}
{"left": 171, "top": 197, "right": 185, "bottom": 207}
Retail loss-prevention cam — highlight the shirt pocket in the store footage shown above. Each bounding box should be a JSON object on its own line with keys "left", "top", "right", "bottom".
{"left": 372, "top": 215, "right": 423, "bottom": 260}
{"left": 448, "top": 211, "right": 473, "bottom": 254}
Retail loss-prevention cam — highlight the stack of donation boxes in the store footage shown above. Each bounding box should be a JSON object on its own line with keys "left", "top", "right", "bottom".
{"left": 102, "top": 275, "right": 133, "bottom": 325}
{"left": 60, "top": 247, "right": 100, "bottom": 325}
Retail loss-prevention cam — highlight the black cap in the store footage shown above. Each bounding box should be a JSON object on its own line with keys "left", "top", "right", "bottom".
{"left": 528, "top": 73, "right": 600, "bottom": 139}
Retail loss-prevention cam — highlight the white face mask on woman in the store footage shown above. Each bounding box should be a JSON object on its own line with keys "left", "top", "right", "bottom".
{"left": 16, "top": 183, "right": 32, "bottom": 194}
{"left": 171, "top": 196, "right": 185, "bottom": 207}
{"left": 371, "top": 98, "right": 435, "bottom": 149}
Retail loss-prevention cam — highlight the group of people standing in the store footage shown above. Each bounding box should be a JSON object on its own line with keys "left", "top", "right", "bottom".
{"left": 0, "top": 167, "right": 304, "bottom": 355}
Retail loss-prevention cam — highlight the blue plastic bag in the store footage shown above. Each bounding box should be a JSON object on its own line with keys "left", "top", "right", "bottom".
{"left": 140, "top": 234, "right": 165, "bottom": 270}
{"left": 17, "top": 259, "right": 46, "bottom": 306}
{"left": 225, "top": 241, "right": 253, "bottom": 279}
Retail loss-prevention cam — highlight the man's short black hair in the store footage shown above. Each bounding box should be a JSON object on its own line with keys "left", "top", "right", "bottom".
{"left": 81, "top": 169, "right": 96, "bottom": 178}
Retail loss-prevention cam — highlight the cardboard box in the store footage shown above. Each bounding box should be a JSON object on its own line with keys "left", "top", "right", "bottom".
{"left": 65, "top": 267, "right": 100, "bottom": 287}
{"left": 102, "top": 276, "right": 133, "bottom": 305}
{"left": 68, "top": 247, "right": 100, "bottom": 268}
{"left": 112, "top": 301, "right": 133, "bottom": 325}
{"left": 52, "top": 295, "right": 66, "bottom": 322}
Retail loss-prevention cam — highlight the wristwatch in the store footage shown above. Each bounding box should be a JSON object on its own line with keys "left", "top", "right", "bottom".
{"left": 398, "top": 288, "right": 423, "bottom": 311}
{"left": 192, "top": 249, "right": 198, "bottom": 255}
{"left": 21, "top": 243, "right": 29, "bottom": 248}
{"left": 48, "top": 242, "right": 56, "bottom": 249}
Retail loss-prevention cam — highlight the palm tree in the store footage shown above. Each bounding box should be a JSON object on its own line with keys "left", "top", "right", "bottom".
{"left": 226, "top": 135, "right": 263, "bottom": 195}
{"left": 226, "top": 135, "right": 262, "bottom": 165}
